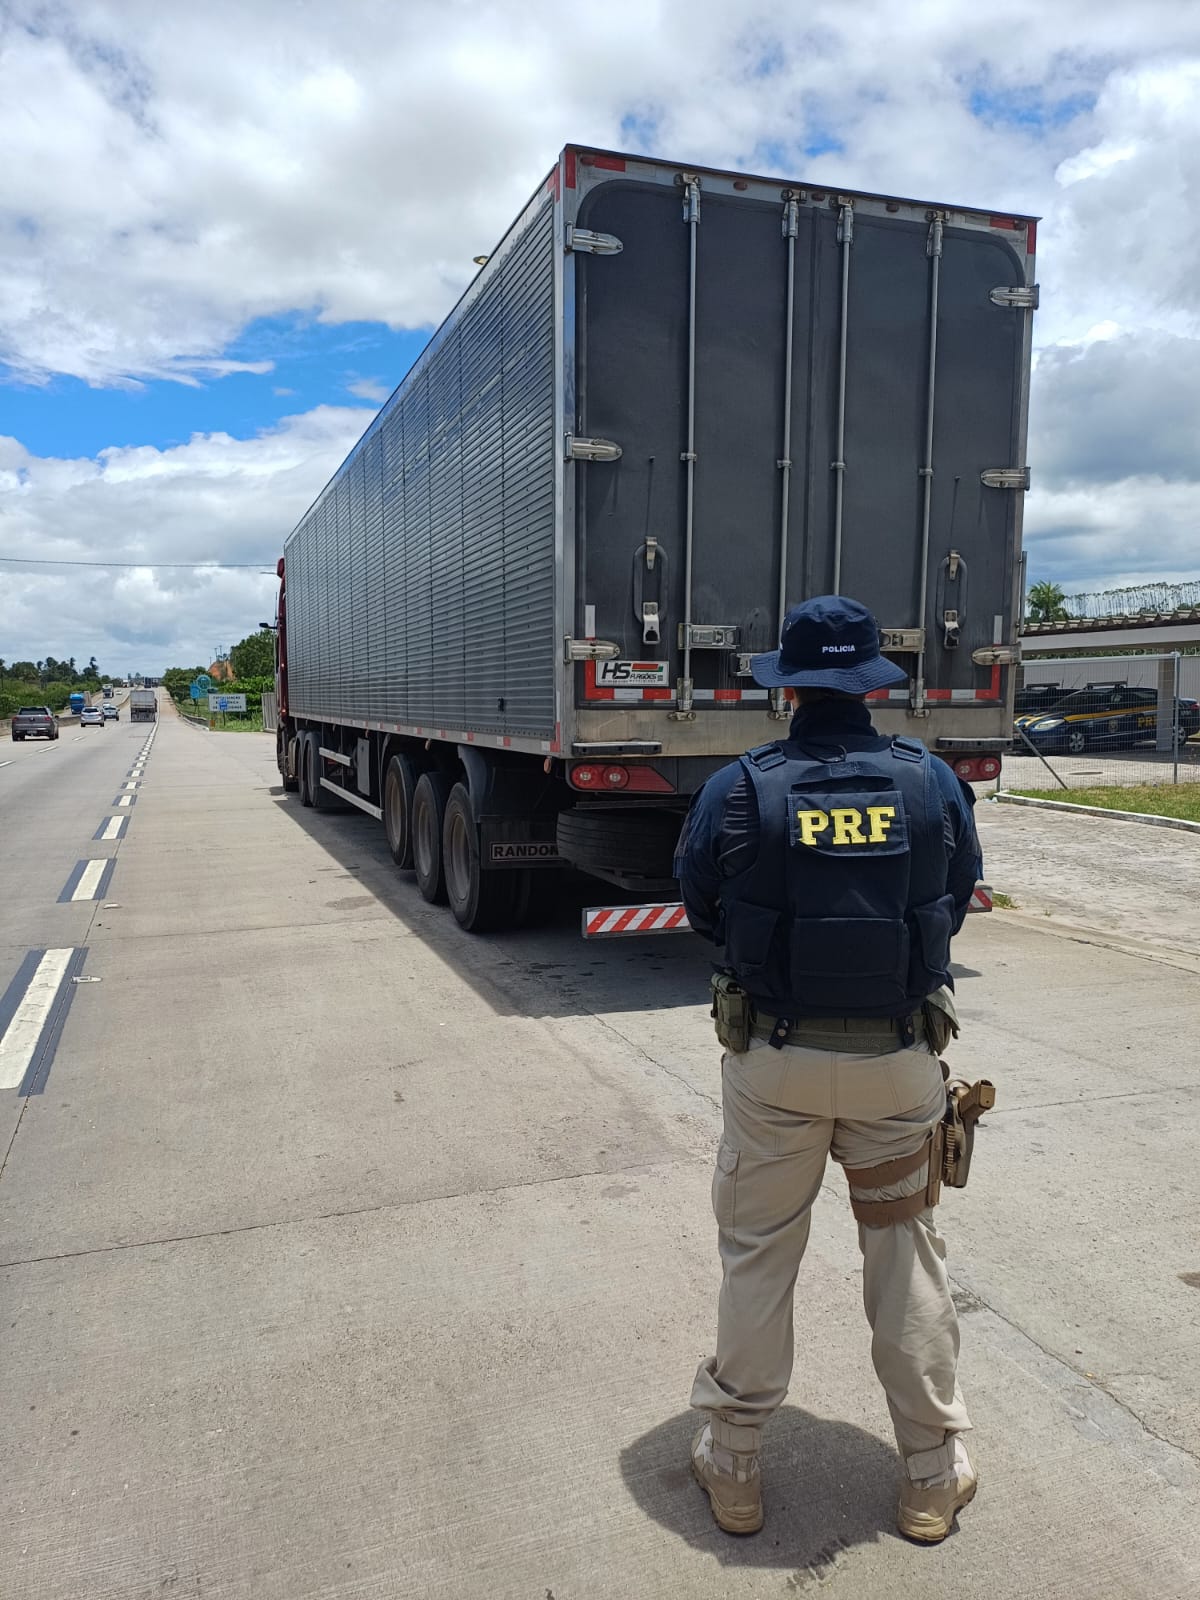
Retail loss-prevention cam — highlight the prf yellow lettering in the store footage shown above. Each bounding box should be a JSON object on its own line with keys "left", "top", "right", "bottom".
{"left": 865, "top": 804, "right": 897, "bottom": 842}
{"left": 829, "top": 808, "right": 867, "bottom": 845}
{"left": 795, "top": 810, "right": 829, "bottom": 847}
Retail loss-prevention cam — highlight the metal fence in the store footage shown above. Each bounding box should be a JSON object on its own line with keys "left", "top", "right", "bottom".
{"left": 1005, "top": 652, "right": 1198, "bottom": 793}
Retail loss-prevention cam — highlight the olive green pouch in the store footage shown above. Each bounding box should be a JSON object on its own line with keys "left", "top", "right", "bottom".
{"left": 710, "top": 972, "right": 751, "bottom": 1054}
{"left": 922, "top": 985, "right": 960, "bottom": 1055}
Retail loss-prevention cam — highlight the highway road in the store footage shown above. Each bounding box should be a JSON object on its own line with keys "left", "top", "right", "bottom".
{"left": 1, "top": 707, "right": 1198, "bottom": 1600}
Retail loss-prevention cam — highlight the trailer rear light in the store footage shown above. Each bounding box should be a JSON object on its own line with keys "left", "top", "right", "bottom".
{"left": 952, "top": 755, "right": 1002, "bottom": 782}
{"left": 568, "top": 762, "right": 674, "bottom": 793}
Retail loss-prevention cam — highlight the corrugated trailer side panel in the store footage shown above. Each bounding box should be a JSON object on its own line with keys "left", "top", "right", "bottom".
{"left": 284, "top": 194, "right": 559, "bottom": 745}
{"left": 361, "top": 422, "right": 385, "bottom": 720}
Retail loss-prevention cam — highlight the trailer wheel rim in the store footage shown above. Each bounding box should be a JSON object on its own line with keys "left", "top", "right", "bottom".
{"left": 445, "top": 807, "right": 472, "bottom": 906}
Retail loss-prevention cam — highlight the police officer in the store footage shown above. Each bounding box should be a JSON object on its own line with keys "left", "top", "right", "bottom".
{"left": 676, "top": 595, "right": 980, "bottom": 1544}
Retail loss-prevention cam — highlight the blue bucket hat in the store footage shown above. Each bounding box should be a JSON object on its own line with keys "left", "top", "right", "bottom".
{"left": 750, "top": 595, "right": 909, "bottom": 694}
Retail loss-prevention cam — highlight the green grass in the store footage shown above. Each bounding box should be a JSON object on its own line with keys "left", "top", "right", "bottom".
{"left": 991, "top": 890, "right": 1018, "bottom": 909}
{"left": 1006, "top": 785, "right": 1200, "bottom": 822}
{"left": 209, "top": 712, "right": 265, "bottom": 733}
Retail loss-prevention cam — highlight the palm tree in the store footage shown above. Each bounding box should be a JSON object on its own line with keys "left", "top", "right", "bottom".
{"left": 1027, "top": 580, "right": 1069, "bottom": 623}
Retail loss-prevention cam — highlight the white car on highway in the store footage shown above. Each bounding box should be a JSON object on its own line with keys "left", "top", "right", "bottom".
{"left": 80, "top": 707, "right": 105, "bottom": 727}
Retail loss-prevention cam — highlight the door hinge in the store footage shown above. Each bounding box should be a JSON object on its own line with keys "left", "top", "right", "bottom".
{"left": 972, "top": 644, "right": 1021, "bottom": 666}
{"left": 981, "top": 466, "right": 1030, "bottom": 490}
{"left": 564, "top": 637, "right": 621, "bottom": 663}
{"left": 989, "top": 284, "right": 1040, "bottom": 310}
{"left": 565, "top": 226, "right": 623, "bottom": 257}
{"left": 678, "top": 623, "right": 739, "bottom": 650}
{"left": 565, "top": 435, "right": 622, "bottom": 462}
{"left": 879, "top": 627, "right": 925, "bottom": 652}
{"left": 670, "top": 678, "right": 696, "bottom": 720}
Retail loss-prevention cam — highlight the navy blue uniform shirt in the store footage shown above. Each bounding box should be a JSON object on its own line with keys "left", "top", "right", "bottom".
{"left": 674, "top": 697, "right": 982, "bottom": 946}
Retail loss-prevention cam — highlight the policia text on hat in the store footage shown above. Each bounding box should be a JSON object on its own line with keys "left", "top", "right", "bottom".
{"left": 675, "top": 595, "right": 990, "bottom": 1544}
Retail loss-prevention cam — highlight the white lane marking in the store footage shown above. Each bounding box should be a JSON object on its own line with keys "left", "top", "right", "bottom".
{"left": 0, "top": 949, "right": 75, "bottom": 1090}
{"left": 72, "top": 860, "right": 107, "bottom": 901}
{"left": 122, "top": 782, "right": 138, "bottom": 791}
{"left": 100, "top": 816, "right": 123, "bottom": 841}
{"left": 117, "top": 795, "right": 132, "bottom": 807}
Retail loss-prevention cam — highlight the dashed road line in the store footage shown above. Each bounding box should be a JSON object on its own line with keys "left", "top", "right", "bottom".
{"left": 94, "top": 816, "right": 128, "bottom": 842}
{"left": 58, "top": 859, "right": 117, "bottom": 903}
{"left": 0, "top": 948, "right": 84, "bottom": 1093}
{"left": 115, "top": 794, "right": 136, "bottom": 808}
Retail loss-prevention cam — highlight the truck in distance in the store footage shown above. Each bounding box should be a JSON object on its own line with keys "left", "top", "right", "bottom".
{"left": 273, "top": 143, "right": 1035, "bottom": 935}
{"left": 129, "top": 689, "right": 157, "bottom": 722}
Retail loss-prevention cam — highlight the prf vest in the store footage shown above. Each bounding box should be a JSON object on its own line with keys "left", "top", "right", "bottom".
{"left": 717, "top": 736, "right": 956, "bottom": 1019}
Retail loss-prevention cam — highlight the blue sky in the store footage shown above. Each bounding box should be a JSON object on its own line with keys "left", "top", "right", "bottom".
{"left": 0, "top": 315, "right": 430, "bottom": 458}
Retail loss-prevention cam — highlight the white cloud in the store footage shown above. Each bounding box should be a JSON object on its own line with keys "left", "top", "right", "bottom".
{"left": 0, "top": 405, "right": 370, "bottom": 669}
{"left": 3, "top": 0, "right": 1197, "bottom": 386}
{"left": 345, "top": 376, "right": 390, "bottom": 402}
{"left": 1, "top": 0, "right": 1200, "bottom": 631}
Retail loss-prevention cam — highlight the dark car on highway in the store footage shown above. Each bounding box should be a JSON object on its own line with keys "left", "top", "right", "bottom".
{"left": 10, "top": 706, "right": 59, "bottom": 741}
{"left": 1015, "top": 685, "right": 1200, "bottom": 754}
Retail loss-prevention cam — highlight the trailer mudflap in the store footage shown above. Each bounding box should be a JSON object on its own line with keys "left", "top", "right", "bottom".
{"left": 479, "top": 818, "right": 562, "bottom": 869}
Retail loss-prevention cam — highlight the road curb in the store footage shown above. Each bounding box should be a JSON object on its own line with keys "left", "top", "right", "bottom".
{"left": 995, "top": 791, "right": 1200, "bottom": 835}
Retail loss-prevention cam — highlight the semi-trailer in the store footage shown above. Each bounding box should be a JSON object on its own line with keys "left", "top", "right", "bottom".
{"left": 274, "top": 145, "right": 1033, "bottom": 933}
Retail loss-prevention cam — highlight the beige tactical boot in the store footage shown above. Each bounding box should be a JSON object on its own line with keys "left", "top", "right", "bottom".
{"left": 691, "top": 1424, "right": 763, "bottom": 1534}
{"left": 898, "top": 1435, "right": 977, "bottom": 1543}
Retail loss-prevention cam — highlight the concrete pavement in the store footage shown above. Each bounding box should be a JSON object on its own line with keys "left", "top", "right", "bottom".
{"left": 1, "top": 716, "right": 1198, "bottom": 1599}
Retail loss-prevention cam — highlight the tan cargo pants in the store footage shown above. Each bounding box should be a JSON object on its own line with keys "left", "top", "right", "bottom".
{"left": 691, "top": 1034, "right": 972, "bottom": 1479}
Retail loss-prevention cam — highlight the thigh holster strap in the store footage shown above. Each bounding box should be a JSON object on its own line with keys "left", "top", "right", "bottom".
{"left": 843, "top": 1127, "right": 942, "bottom": 1227}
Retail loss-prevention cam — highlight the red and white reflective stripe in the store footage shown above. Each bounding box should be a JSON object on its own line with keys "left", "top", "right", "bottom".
{"left": 581, "top": 662, "right": 769, "bottom": 705}
{"left": 866, "top": 664, "right": 1003, "bottom": 704}
{"left": 586, "top": 887, "right": 994, "bottom": 934}
{"left": 583, "top": 903, "right": 692, "bottom": 937}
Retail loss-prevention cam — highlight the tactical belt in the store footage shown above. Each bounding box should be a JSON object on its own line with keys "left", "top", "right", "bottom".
{"left": 750, "top": 1011, "right": 928, "bottom": 1051}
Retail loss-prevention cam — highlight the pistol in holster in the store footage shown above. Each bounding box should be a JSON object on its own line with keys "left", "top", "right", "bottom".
{"left": 940, "top": 1070, "right": 997, "bottom": 1190}
{"left": 710, "top": 971, "right": 751, "bottom": 1054}
{"left": 843, "top": 1070, "right": 996, "bottom": 1226}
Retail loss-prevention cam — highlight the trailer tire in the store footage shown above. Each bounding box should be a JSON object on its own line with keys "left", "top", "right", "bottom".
{"left": 413, "top": 770, "right": 453, "bottom": 904}
{"left": 298, "top": 733, "right": 314, "bottom": 807}
{"left": 279, "top": 729, "right": 299, "bottom": 793}
{"left": 442, "top": 783, "right": 529, "bottom": 932}
{"left": 556, "top": 808, "right": 682, "bottom": 884}
{"left": 383, "top": 754, "right": 417, "bottom": 869}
